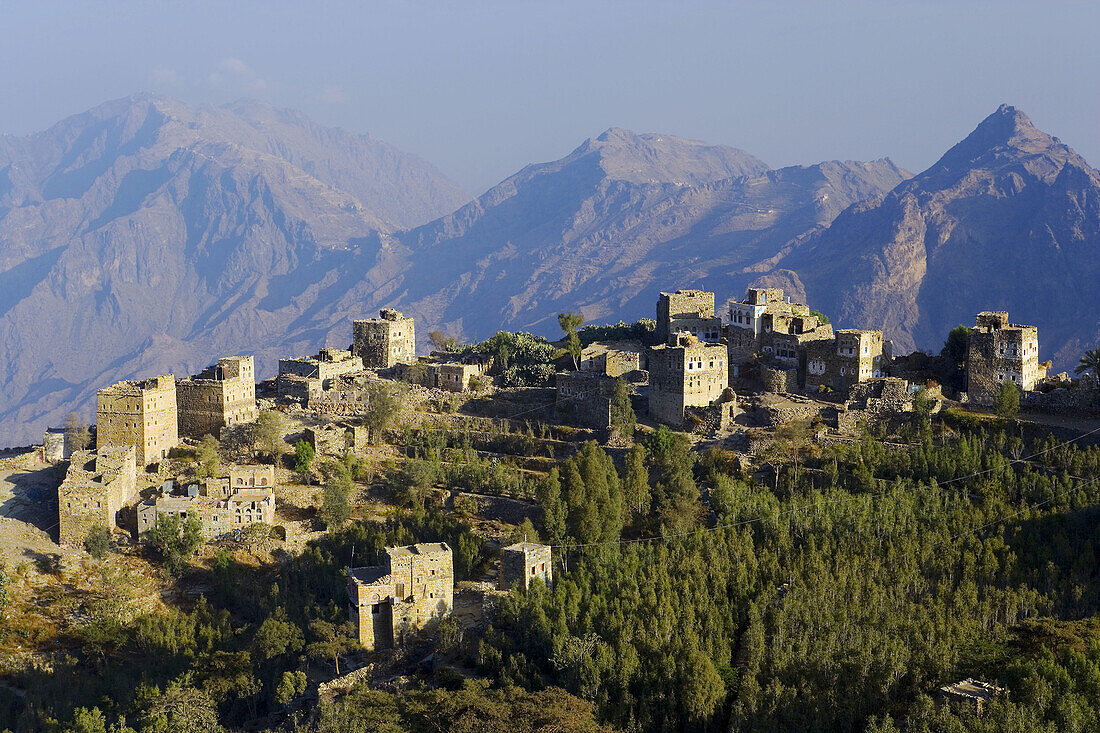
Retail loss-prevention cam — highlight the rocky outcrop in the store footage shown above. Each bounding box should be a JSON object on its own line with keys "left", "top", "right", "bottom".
{"left": 0, "top": 95, "right": 469, "bottom": 446}
{"left": 354, "top": 131, "right": 908, "bottom": 342}
{"left": 778, "top": 105, "right": 1100, "bottom": 368}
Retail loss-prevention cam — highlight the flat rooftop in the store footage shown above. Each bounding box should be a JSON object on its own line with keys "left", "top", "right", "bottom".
{"left": 387, "top": 542, "right": 450, "bottom": 557}
{"left": 503, "top": 542, "right": 549, "bottom": 552}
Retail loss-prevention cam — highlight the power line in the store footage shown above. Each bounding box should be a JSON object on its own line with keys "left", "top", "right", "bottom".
{"left": 550, "top": 423, "right": 1100, "bottom": 551}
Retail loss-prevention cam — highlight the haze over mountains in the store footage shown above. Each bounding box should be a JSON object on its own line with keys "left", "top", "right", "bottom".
{"left": 0, "top": 95, "right": 1096, "bottom": 445}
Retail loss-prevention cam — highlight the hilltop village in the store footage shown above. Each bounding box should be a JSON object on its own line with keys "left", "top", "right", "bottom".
{"left": 2, "top": 287, "right": 1099, "bottom": 731}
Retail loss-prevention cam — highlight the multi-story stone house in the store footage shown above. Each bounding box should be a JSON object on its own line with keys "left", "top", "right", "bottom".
{"left": 176, "top": 356, "right": 257, "bottom": 439}
{"left": 648, "top": 332, "right": 730, "bottom": 427}
{"left": 499, "top": 542, "right": 553, "bottom": 591}
{"left": 353, "top": 309, "right": 416, "bottom": 369}
{"left": 97, "top": 375, "right": 178, "bottom": 467}
{"left": 726, "top": 287, "right": 834, "bottom": 378}
{"left": 656, "top": 290, "right": 723, "bottom": 345}
{"left": 347, "top": 543, "right": 454, "bottom": 651}
{"left": 57, "top": 445, "right": 138, "bottom": 546}
{"left": 966, "top": 311, "right": 1045, "bottom": 405}
{"left": 136, "top": 464, "right": 276, "bottom": 538}
{"left": 804, "top": 329, "right": 886, "bottom": 392}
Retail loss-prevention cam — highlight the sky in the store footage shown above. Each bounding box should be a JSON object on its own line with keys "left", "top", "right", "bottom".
{"left": 1, "top": 1, "right": 1098, "bottom": 195}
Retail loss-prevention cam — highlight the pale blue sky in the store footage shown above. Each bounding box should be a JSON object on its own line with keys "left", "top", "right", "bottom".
{"left": 1, "top": 1, "right": 1097, "bottom": 194}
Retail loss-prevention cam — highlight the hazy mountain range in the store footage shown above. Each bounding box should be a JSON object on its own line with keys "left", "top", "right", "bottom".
{"left": 0, "top": 95, "right": 1095, "bottom": 445}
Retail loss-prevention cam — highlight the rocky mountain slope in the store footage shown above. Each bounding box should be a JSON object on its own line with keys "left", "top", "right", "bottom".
{"left": 350, "top": 129, "right": 908, "bottom": 340}
{"left": 771, "top": 105, "right": 1100, "bottom": 365}
{"left": 0, "top": 95, "right": 469, "bottom": 445}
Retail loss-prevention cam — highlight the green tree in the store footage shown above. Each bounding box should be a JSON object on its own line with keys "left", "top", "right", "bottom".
{"left": 621, "top": 443, "right": 650, "bottom": 524}
{"left": 809, "top": 309, "right": 830, "bottom": 325}
{"left": 320, "top": 459, "right": 352, "bottom": 529}
{"left": 252, "top": 409, "right": 286, "bottom": 460}
{"left": 609, "top": 377, "right": 635, "bottom": 440}
{"left": 83, "top": 524, "right": 112, "bottom": 560}
{"left": 293, "top": 439, "right": 316, "bottom": 480}
{"left": 196, "top": 650, "right": 257, "bottom": 705}
{"left": 274, "top": 670, "right": 308, "bottom": 706}
{"left": 362, "top": 380, "right": 403, "bottom": 444}
{"left": 144, "top": 514, "right": 203, "bottom": 575}
{"left": 306, "top": 619, "right": 356, "bottom": 675}
{"left": 252, "top": 608, "right": 305, "bottom": 661}
{"left": 942, "top": 324, "right": 970, "bottom": 364}
{"left": 558, "top": 312, "right": 585, "bottom": 369}
{"left": 996, "top": 380, "right": 1020, "bottom": 419}
{"left": 65, "top": 411, "right": 91, "bottom": 452}
{"left": 194, "top": 434, "right": 222, "bottom": 480}
{"left": 1075, "top": 347, "right": 1100, "bottom": 378}
{"left": 536, "top": 468, "right": 567, "bottom": 544}
{"left": 138, "top": 681, "right": 221, "bottom": 733}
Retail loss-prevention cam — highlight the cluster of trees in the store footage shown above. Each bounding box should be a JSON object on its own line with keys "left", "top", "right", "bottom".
{"left": 315, "top": 679, "right": 613, "bottom": 732}
{"left": 576, "top": 319, "right": 657, "bottom": 347}
{"left": 464, "top": 331, "right": 559, "bottom": 387}
{"left": 477, "top": 423, "right": 1100, "bottom": 731}
{"left": 7, "top": 506, "right": 493, "bottom": 732}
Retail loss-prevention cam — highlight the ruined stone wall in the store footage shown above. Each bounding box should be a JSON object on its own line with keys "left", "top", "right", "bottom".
{"left": 58, "top": 445, "right": 137, "bottom": 546}
{"left": 581, "top": 349, "right": 641, "bottom": 378}
{"left": 97, "top": 376, "right": 177, "bottom": 466}
{"left": 353, "top": 310, "right": 416, "bottom": 368}
{"left": 761, "top": 365, "right": 799, "bottom": 393}
{"left": 279, "top": 350, "right": 362, "bottom": 389}
{"left": 499, "top": 542, "right": 552, "bottom": 591}
{"left": 276, "top": 374, "right": 321, "bottom": 404}
{"left": 684, "top": 399, "right": 737, "bottom": 434}
{"left": 1023, "top": 385, "right": 1100, "bottom": 417}
{"left": 556, "top": 371, "right": 617, "bottom": 429}
{"left": 966, "top": 314, "right": 1041, "bottom": 405}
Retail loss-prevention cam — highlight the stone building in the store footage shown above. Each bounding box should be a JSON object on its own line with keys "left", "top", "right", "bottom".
{"left": 136, "top": 464, "right": 275, "bottom": 538}
{"left": 804, "top": 329, "right": 886, "bottom": 392}
{"left": 137, "top": 487, "right": 275, "bottom": 538}
{"left": 834, "top": 377, "right": 940, "bottom": 432}
{"left": 97, "top": 375, "right": 178, "bottom": 467}
{"left": 353, "top": 309, "right": 416, "bottom": 369}
{"left": 726, "top": 287, "right": 834, "bottom": 378}
{"left": 58, "top": 445, "right": 138, "bottom": 547}
{"left": 579, "top": 345, "right": 642, "bottom": 377}
{"left": 556, "top": 371, "right": 618, "bottom": 429}
{"left": 648, "top": 333, "right": 730, "bottom": 427}
{"left": 176, "top": 356, "right": 257, "bottom": 439}
{"left": 278, "top": 348, "right": 363, "bottom": 389}
{"left": 43, "top": 427, "right": 70, "bottom": 463}
{"left": 276, "top": 374, "right": 322, "bottom": 404}
{"left": 432, "top": 361, "right": 486, "bottom": 392}
{"left": 966, "top": 311, "right": 1045, "bottom": 405}
{"left": 938, "top": 678, "right": 1003, "bottom": 713}
{"left": 656, "top": 290, "right": 722, "bottom": 345}
{"left": 499, "top": 542, "right": 553, "bottom": 591}
{"left": 347, "top": 543, "right": 454, "bottom": 651}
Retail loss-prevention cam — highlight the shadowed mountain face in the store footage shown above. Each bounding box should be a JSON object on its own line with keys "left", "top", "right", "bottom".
{"left": 349, "top": 130, "right": 908, "bottom": 341}
{"left": 775, "top": 105, "right": 1100, "bottom": 366}
{"left": 0, "top": 95, "right": 470, "bottom": 445}
{"left": 6, "top": 98, "right": 1089, "bottom": 448}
